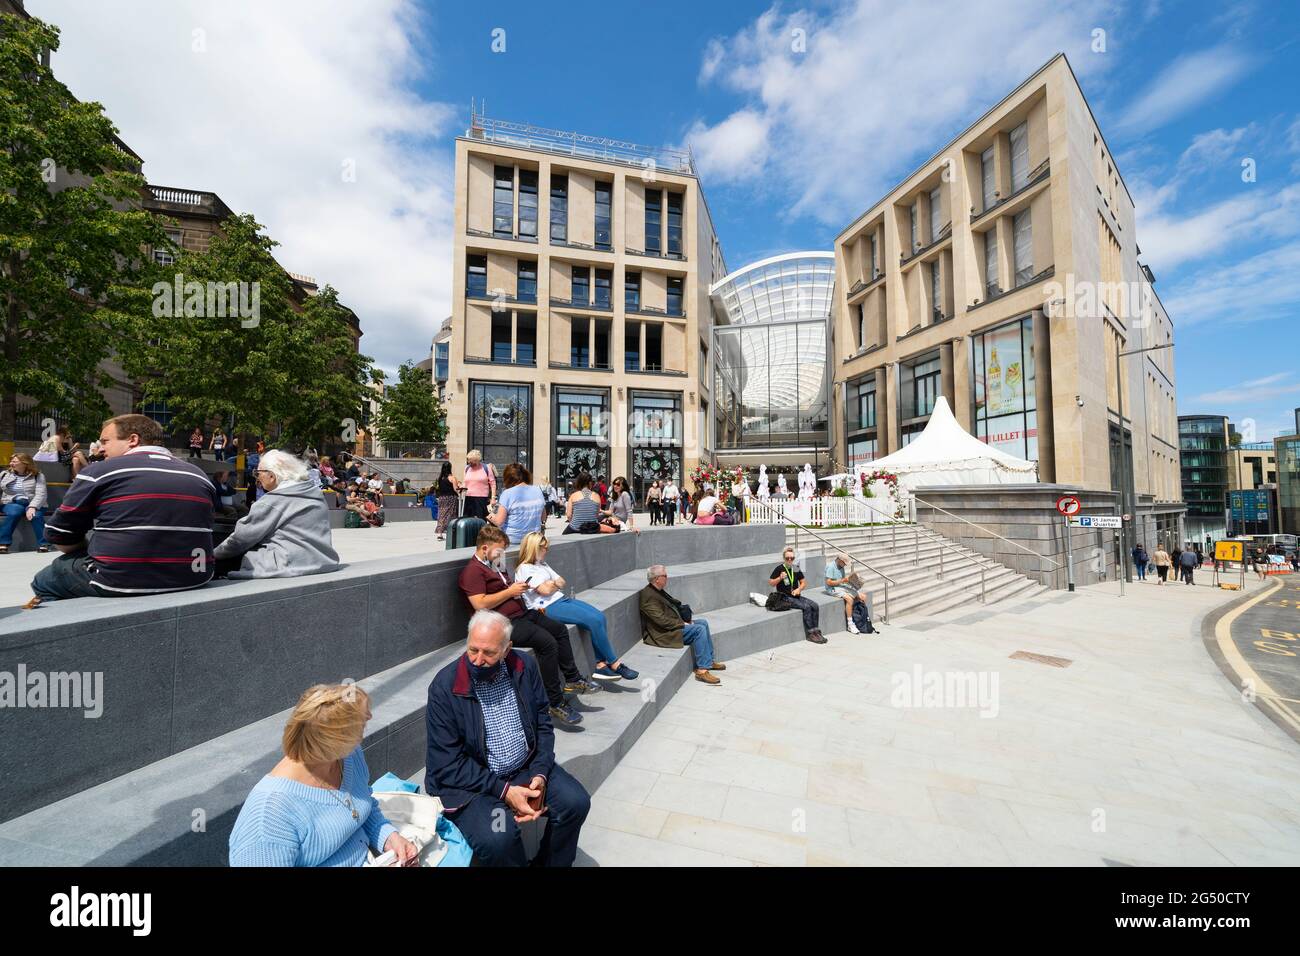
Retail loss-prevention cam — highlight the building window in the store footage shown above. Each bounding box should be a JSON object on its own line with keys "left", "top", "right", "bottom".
{"left": 645, "top": 322, "right": 662, "bottom": 370}
{"left": 909, "top": 204, "right": 918, "bottom": 253}
{"left": 470, "top": 381, "right": 531, "bottom": 472}
{"left": 571, "top": 266, "right": 589, "bottom": 305}
{"left": 848, "top": 436, "right": 877, "bottom": 470}
{"left": 667, "top": 192, "right": 683, "bottom": 255}
{"left": 645, "top": 189, "right": 661, "bottom": 254}
{"left": 929, "top": 187, "right": 942, "bottom": 243}
{"left": 594, "top": 268, "right": 612, "bottom": 309}
{"left": 554, "top": 388, "right": 610, "bottom": 489}
{"left": 491, "top": 311, "right": 512, "bottom": 363}
{"left": 628, "top": 390, "right": 683, "bottom": 503}
{"left": 493, "top": 165, "right": 514, "bottom": 236}
{"left": 570, "top": 321, "right": 589, "bottom": 367}
{"left": 434, "top": 342, "right": 449, "bottom": 382}
{"left": 517, "top": 261, "right": 537, "bottom": 303}
{"left": 549, "top": 173, "right": 568, "bottom": 242}
{"left": 983, "top": 230, "right": 999, "bottom": 298}
{"left": 1009, "top": 122, "right": 1029, "bottom": 193}
{"left": 972, "top": 315, "right": 1037, "bottom": 462}
{"left": 666, "top": 276, "right": 683, "bottom": 316}
{"left": 466, "top": 254, "right": 487, "bottom": 298}
{"left": 856, "top": 303, "right": 867, "bottom": 349}
{"left": 930, "top": 262, "right": 942, "bottom": 321}
{"left": 594, "top": 318, "right": 611, "bottom": 368}
{"left": 869, "top": 233, "right": 879, "bottom": 279}
{"left": 1012, "top": 209, "right": 1033, "bottom": 286}
{"left": 901, "top": 353, "right": 941, "bottom": 422}
{"left": 625, "top": 270, "right": 641, "bottom": 311}
{"left": 624, "top": 320, "right": 641, "bottom": 371}
{"left": 515, "top": 312, "right": 535, "bottom": 366}
{"left": 981, "top": 145, "right": 996, "bottom": 212}
{"left": 518, "top": 170, "right": 538, "bottom": 239}
{"left": 846, "top": 376, "right": 877, "bottom": 436}
{"left": 594, "top": 181, "right": 612, "bottom": 250}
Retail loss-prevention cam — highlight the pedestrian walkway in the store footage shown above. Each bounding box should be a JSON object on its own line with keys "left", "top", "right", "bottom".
{"left": 576, "top": 576, "right": 1300, "bottom": 866}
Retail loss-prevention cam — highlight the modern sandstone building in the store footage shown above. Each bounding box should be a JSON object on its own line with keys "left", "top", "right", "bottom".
{"left": 831, "top": 54, "right": 1183, "bottom": 538}
{"left": 446, "top": 112, "right": 726, "bottom": 499}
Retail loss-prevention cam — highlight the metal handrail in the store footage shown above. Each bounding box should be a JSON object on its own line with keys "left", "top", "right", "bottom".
{"left": 338, "top": 451, "right": 402, "bottom": 484}
{"left": 911, "top": 494, "right": 1062, "bottom": 588}
{"left": 748, "top": 496, "right": 897, "bottom": 622}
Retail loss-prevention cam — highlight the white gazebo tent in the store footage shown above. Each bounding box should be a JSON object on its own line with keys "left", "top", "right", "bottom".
{"left": 868, "top": 397, "right": 1038, "bottom": 489}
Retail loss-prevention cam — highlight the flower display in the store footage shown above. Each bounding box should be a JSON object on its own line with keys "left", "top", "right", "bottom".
{"left": 689, "top": 464, "right": 748, "bottom": 503}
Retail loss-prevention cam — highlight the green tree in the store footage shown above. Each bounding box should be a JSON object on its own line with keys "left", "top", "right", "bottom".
{"left": 118, "top": 213, "right": 374, "bottom": 449}
{"left": 374, "top": 360, "right": 446, "bottom": 444}
{"left": 0, "top": 12, "right": 168, "bottom": 438}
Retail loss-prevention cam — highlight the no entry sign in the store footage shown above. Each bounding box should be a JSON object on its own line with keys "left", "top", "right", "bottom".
{"left": 1056, "top": 495, "right": 1081, "bottom": 516}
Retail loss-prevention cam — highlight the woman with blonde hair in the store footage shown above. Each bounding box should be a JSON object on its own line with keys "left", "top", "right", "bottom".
{"left": 514, "top": 532, "right": 639, "bottom": 682}
{"left": 462, "top": 449, "right": 496, "bottom": 520}
{"left": 229, "top": 683, "right": 417, "bottom": 866}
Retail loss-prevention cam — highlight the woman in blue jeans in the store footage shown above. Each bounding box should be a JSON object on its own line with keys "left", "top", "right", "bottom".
{"left": 514, "top": 532, "right": 639, "bottom": 683}
{"left": 0, "top": 453, "right": 50, "bottom": 553}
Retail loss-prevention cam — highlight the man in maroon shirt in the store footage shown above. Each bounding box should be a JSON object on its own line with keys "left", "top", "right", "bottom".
{"left": 459, "top": 524, "right": 597, "bottom": 727}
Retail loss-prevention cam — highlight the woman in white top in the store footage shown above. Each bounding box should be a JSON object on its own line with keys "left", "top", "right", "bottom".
{"left": 514, "top": 532, "right": 638, "bottom": 682}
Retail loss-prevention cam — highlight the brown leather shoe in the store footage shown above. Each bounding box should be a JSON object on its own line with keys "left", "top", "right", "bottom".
{"left": 806, "top": 630, "right": 827, "bottom": 644}
{"left": 694, "top": 668, "right": 721, "bottom": 685}
{"left": 709, "top": 661, "right": 726, "bottom": 671}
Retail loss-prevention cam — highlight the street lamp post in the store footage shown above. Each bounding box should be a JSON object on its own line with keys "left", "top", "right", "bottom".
{"left": 1116, "top": 341, "right": 1175, "bottom": 584}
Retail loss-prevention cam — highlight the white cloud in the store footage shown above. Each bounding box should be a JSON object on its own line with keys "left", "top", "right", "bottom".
{"left": 1137, "top": 182, "right": 1300, "bottom": 274}
{"left": 1162, "top": 236, "right": 1300, "bottom": 327}
{"left": 32, "top": 0, "right": 455, "bottom": 375}
{"left": 1116, "top": 45, "right": 1252, "bottom": 131}
{"left": 1190, "top": 375, "right": 1300, "bottom": 406}
{"left": 687, "top": 0, "right": 1115, "bottom": 225}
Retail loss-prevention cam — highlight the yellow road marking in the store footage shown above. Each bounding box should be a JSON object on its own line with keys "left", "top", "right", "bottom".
{"left": 1215, "top": 580, "right": 1300, "bottom": 736}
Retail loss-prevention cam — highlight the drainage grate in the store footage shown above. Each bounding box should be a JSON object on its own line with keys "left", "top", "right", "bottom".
{"left": 1009, "top": 650, "right": 1073, "bottom": 668}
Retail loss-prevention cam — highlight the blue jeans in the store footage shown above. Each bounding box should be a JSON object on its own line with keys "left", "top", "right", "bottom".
{"left": 449, "top": 764, "right": 590, "bottom": 867}
{"left": 546, "top": 597, "right": 619, "bottom": 665}
{"left": 31, "top": 548, "right": 105, "bottom": 601}
{"left": 1135, "top": 561, "right": 1147, "bottom": 580}
{"left": 1, "top": 500, "right": 46, "bottom": 547}
{"left": 682, "top": 620, "right": 715, "bottom": 669}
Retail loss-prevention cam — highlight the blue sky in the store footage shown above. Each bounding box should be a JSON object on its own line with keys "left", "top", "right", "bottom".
{"left": 35, "top": 0, "right": 1300, "bottom": 439}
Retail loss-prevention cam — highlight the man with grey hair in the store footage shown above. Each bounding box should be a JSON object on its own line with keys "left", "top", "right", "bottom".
{"left": 638, "top": 565, "right": 725, "bottom": 684}
{"left": 424, "top": 609, "right": 591, "bottom": 866}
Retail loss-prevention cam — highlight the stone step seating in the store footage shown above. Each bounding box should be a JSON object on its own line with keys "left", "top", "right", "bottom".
{"left": 0, "top": 524, "right": 848, "bottom": 866}
{"left": 785, "top": 525, "right": 1047, "bottom": 620}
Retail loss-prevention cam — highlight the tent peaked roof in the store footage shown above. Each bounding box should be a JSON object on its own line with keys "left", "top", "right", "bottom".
{"left": 867, "top": 397, "right": 1037, "bottom": 484}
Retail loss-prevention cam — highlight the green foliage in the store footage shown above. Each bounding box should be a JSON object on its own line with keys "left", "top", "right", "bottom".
{"left": 373, "top": 360, "right": 446, "bottom": 444}
{"left": 0, "top": 11, "right": 168, "bottom": 437}
{"left": 117, "top": 214, "right": 374, "bottom": 448}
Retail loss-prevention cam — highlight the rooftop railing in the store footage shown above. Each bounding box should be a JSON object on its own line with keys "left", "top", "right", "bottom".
{"left": 467, "top": 113, "right": 695, "bottom": 175}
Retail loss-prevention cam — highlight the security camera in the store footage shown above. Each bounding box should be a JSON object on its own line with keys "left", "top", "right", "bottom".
{"left": 1075, "top": 395, "right": 1084, "bottom": 407}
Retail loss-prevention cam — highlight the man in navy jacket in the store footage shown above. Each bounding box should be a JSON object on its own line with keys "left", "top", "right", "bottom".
{"left": 425, "top": 609, "right": 590, "bottom": 866}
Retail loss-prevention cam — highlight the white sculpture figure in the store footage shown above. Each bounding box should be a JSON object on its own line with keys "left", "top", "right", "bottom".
{"left": 757, "top": 464, "right": 769, "bottom": 499}
{"left": 798, "top": 463, "right": 816, "bottom": 500}
{"left": 776, "top": 472, "right": 788, "bottom": 498}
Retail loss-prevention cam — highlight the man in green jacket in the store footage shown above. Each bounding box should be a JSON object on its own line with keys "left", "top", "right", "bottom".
{"left": 638, "top": 564, "right": 726, "bottom": 685}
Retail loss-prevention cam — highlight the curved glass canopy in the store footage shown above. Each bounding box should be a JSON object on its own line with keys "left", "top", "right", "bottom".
{"left": 710, "top": 253, "right": 834, "bottom": 450}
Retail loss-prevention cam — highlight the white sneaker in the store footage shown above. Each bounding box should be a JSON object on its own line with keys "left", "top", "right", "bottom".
{"left": 749, "top": 592, "right": 767, "bottom": 607}
{"left": 847, "top": 620, "right": 861, "bottom": 634}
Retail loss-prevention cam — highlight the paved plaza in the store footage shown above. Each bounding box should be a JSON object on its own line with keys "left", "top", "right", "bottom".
{"left": 576, "top": 576, "right": 1300, "bottom": 866}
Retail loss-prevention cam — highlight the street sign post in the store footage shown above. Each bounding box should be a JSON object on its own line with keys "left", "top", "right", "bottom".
{"left": 1057, "top": 496, "right": 1081, "bottom": 592}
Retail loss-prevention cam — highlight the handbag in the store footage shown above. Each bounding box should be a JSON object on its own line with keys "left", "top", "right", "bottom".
{"left": 366, "top": 791, "right": 473, "bottom": 867}
{"left": 765, "top": 592, "right": 796, "bottom": 612}
{"left": 678, "top": 602, "right": 693, "bottom": 622}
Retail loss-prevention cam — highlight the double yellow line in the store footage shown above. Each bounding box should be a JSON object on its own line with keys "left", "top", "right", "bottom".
{"left": 1214, "top": 579, "right": 1300, "bottom": 737}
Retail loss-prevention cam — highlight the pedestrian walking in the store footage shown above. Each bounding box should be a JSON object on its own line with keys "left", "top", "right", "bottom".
{"left": 1132, "top": 543, "right": 1149, "bottom": 581}
{"left": 1152, "top": 545, "right": 1171, "bottom": 585}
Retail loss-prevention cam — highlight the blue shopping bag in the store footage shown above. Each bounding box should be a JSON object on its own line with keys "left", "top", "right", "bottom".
{"left": 436, "top": 814, "right": 473, "bottom": 867}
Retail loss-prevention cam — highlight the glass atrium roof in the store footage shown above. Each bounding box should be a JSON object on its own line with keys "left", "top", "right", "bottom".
{"left": 710, "top": 252, "right": 835, "bottom": 326}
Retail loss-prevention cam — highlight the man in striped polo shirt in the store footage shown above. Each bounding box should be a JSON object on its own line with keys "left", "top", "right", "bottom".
{"left": 30, "top": 414, "right": 219, "bottom": 602}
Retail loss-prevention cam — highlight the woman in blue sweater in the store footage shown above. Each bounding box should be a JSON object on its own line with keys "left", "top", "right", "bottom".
{"left": 229, "top": 684, "right": 418, "bottom": 867}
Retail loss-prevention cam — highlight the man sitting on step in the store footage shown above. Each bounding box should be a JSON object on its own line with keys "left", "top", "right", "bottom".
{"left": 425, "top": 609, "right": 591, "bottom": 867}
{"left": 638, "top": 564, "right": 726, "bottom": 684}
{"left": 824, "top": 553, "right": 875, "bottom": 634}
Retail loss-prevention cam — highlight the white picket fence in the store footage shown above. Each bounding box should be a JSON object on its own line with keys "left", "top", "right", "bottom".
{"left": 745, "top": 494, "right": 903, "bottom": 527}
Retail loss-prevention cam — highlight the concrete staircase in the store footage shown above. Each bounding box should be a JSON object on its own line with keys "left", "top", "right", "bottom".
{"left": 784, "top": 523, "right": 1048, "bottom": 621}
